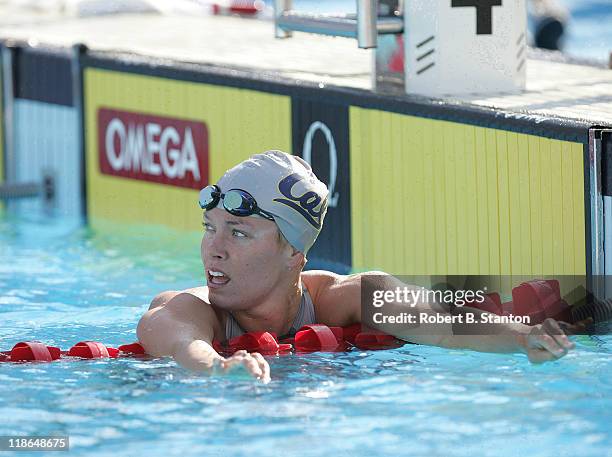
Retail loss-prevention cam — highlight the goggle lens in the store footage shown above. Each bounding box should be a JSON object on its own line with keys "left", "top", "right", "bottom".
{"left": 198, "top": 186, "right": 219, "bottom": 210}
{"left": 198, "top": 185, "right": 274, "bottom": 222}
{"left": 223, "top": 190, "right": 252, "bottom": 215}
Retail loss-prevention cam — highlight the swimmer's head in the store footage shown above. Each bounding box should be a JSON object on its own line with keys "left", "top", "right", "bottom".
{"left": 202, "top": 150, "right": 329, "bottom": 256}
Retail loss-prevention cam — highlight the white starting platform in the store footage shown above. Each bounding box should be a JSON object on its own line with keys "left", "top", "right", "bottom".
{"left": 0, "top": 10, "right": 610, "bottom": 125}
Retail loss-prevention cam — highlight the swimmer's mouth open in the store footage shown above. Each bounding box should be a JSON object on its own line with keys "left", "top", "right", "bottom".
{"left": 207, "top": 269, "right": 231, "bottom": 287}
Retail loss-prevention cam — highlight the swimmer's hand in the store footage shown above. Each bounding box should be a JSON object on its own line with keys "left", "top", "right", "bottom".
{"left": 517, "top": 317, "right": 592, "bottom": 363}
{"left": 216, "top": 350, "right": 271, "bottom": 383}
{"left": 137, "top": 294, "right": 271, "bottom": 382}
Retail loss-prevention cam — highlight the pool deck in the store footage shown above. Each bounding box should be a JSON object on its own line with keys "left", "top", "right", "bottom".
{"left": 1, "top": 11, "right": 611, "bottom": 126}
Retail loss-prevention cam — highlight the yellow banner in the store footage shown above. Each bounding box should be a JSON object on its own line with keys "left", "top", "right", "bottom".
{"left": 349, "top": 107, "right": 586, "bottom": 277}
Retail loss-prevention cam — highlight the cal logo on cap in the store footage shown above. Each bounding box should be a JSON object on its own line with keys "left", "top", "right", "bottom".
{"left": 274, "top": 173, "right": 327, "bottom": 229}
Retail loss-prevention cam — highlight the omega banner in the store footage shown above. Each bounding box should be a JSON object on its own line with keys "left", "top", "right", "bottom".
{"left": 97, "top": 108, "right": 209, "bottom": 189}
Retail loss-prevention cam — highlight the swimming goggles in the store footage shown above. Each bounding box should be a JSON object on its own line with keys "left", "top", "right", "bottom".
{"left": 198, "top": 185, "right": 275, "bottom": 221}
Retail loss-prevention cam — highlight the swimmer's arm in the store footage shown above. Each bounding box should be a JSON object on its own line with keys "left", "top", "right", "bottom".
{"left": 394, "top": 299, "right": 579, "bottom": 362}
{"left": 137, "top": 293, "right": 270, "bottom": 380}
{"left": 306, "top": 270, "right": 453, "bottom": 341}
{"left": 173, "top": 340, "right": 224, "bottom": 372}
{"left": 312, "top": 271, "right": 575, "bottom": 360}
{"left": 308, "top": 271, "right": 503, "bottom": 348}
{"left": 359, "top": 274, "right": 575, "bottom": 357}
{"left": 137, "top": 293, "right": 223, "bottom": 372}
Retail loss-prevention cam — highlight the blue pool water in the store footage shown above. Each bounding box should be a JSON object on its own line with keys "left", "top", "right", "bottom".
{"left": 1, "top": 211, "right": 611, "bottom": 457}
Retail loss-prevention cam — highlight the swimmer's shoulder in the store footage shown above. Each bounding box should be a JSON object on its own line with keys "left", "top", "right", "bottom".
{"left": 148, "top": 287, "right": 225, "bottom": 341}
{"left": 301, "top": 270, "right": 360, "bottom": 326}
{"left": 182, "top": 286, "right": 211, "bottom": 304}
{"left": 183, "top": 285, "right": 226, "bottom": 318}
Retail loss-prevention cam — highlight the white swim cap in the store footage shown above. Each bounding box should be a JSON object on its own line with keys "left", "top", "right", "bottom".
{"left": 215, "top": 150, "right": 328, "bottom": 255}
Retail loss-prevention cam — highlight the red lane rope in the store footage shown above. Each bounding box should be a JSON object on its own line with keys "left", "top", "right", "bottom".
{"left": 0, "top": 324, "right": 404, "bottom": 363}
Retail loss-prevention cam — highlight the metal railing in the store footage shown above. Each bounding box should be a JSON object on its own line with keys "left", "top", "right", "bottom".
{"left": 0, "top": 175, "right": 55, "bottom": 202}
{"left": 274, "top": 0, "right": 403, "bottom": 49}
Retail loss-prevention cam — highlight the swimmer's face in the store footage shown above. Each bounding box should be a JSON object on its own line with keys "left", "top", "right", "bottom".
{"left": 201, "top": 208, "right": 300, "bottom": 309}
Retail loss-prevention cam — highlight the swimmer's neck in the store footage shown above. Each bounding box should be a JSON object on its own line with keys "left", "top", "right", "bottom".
{"left": 227, "top": 277, "right": 303, "bottom": 337}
